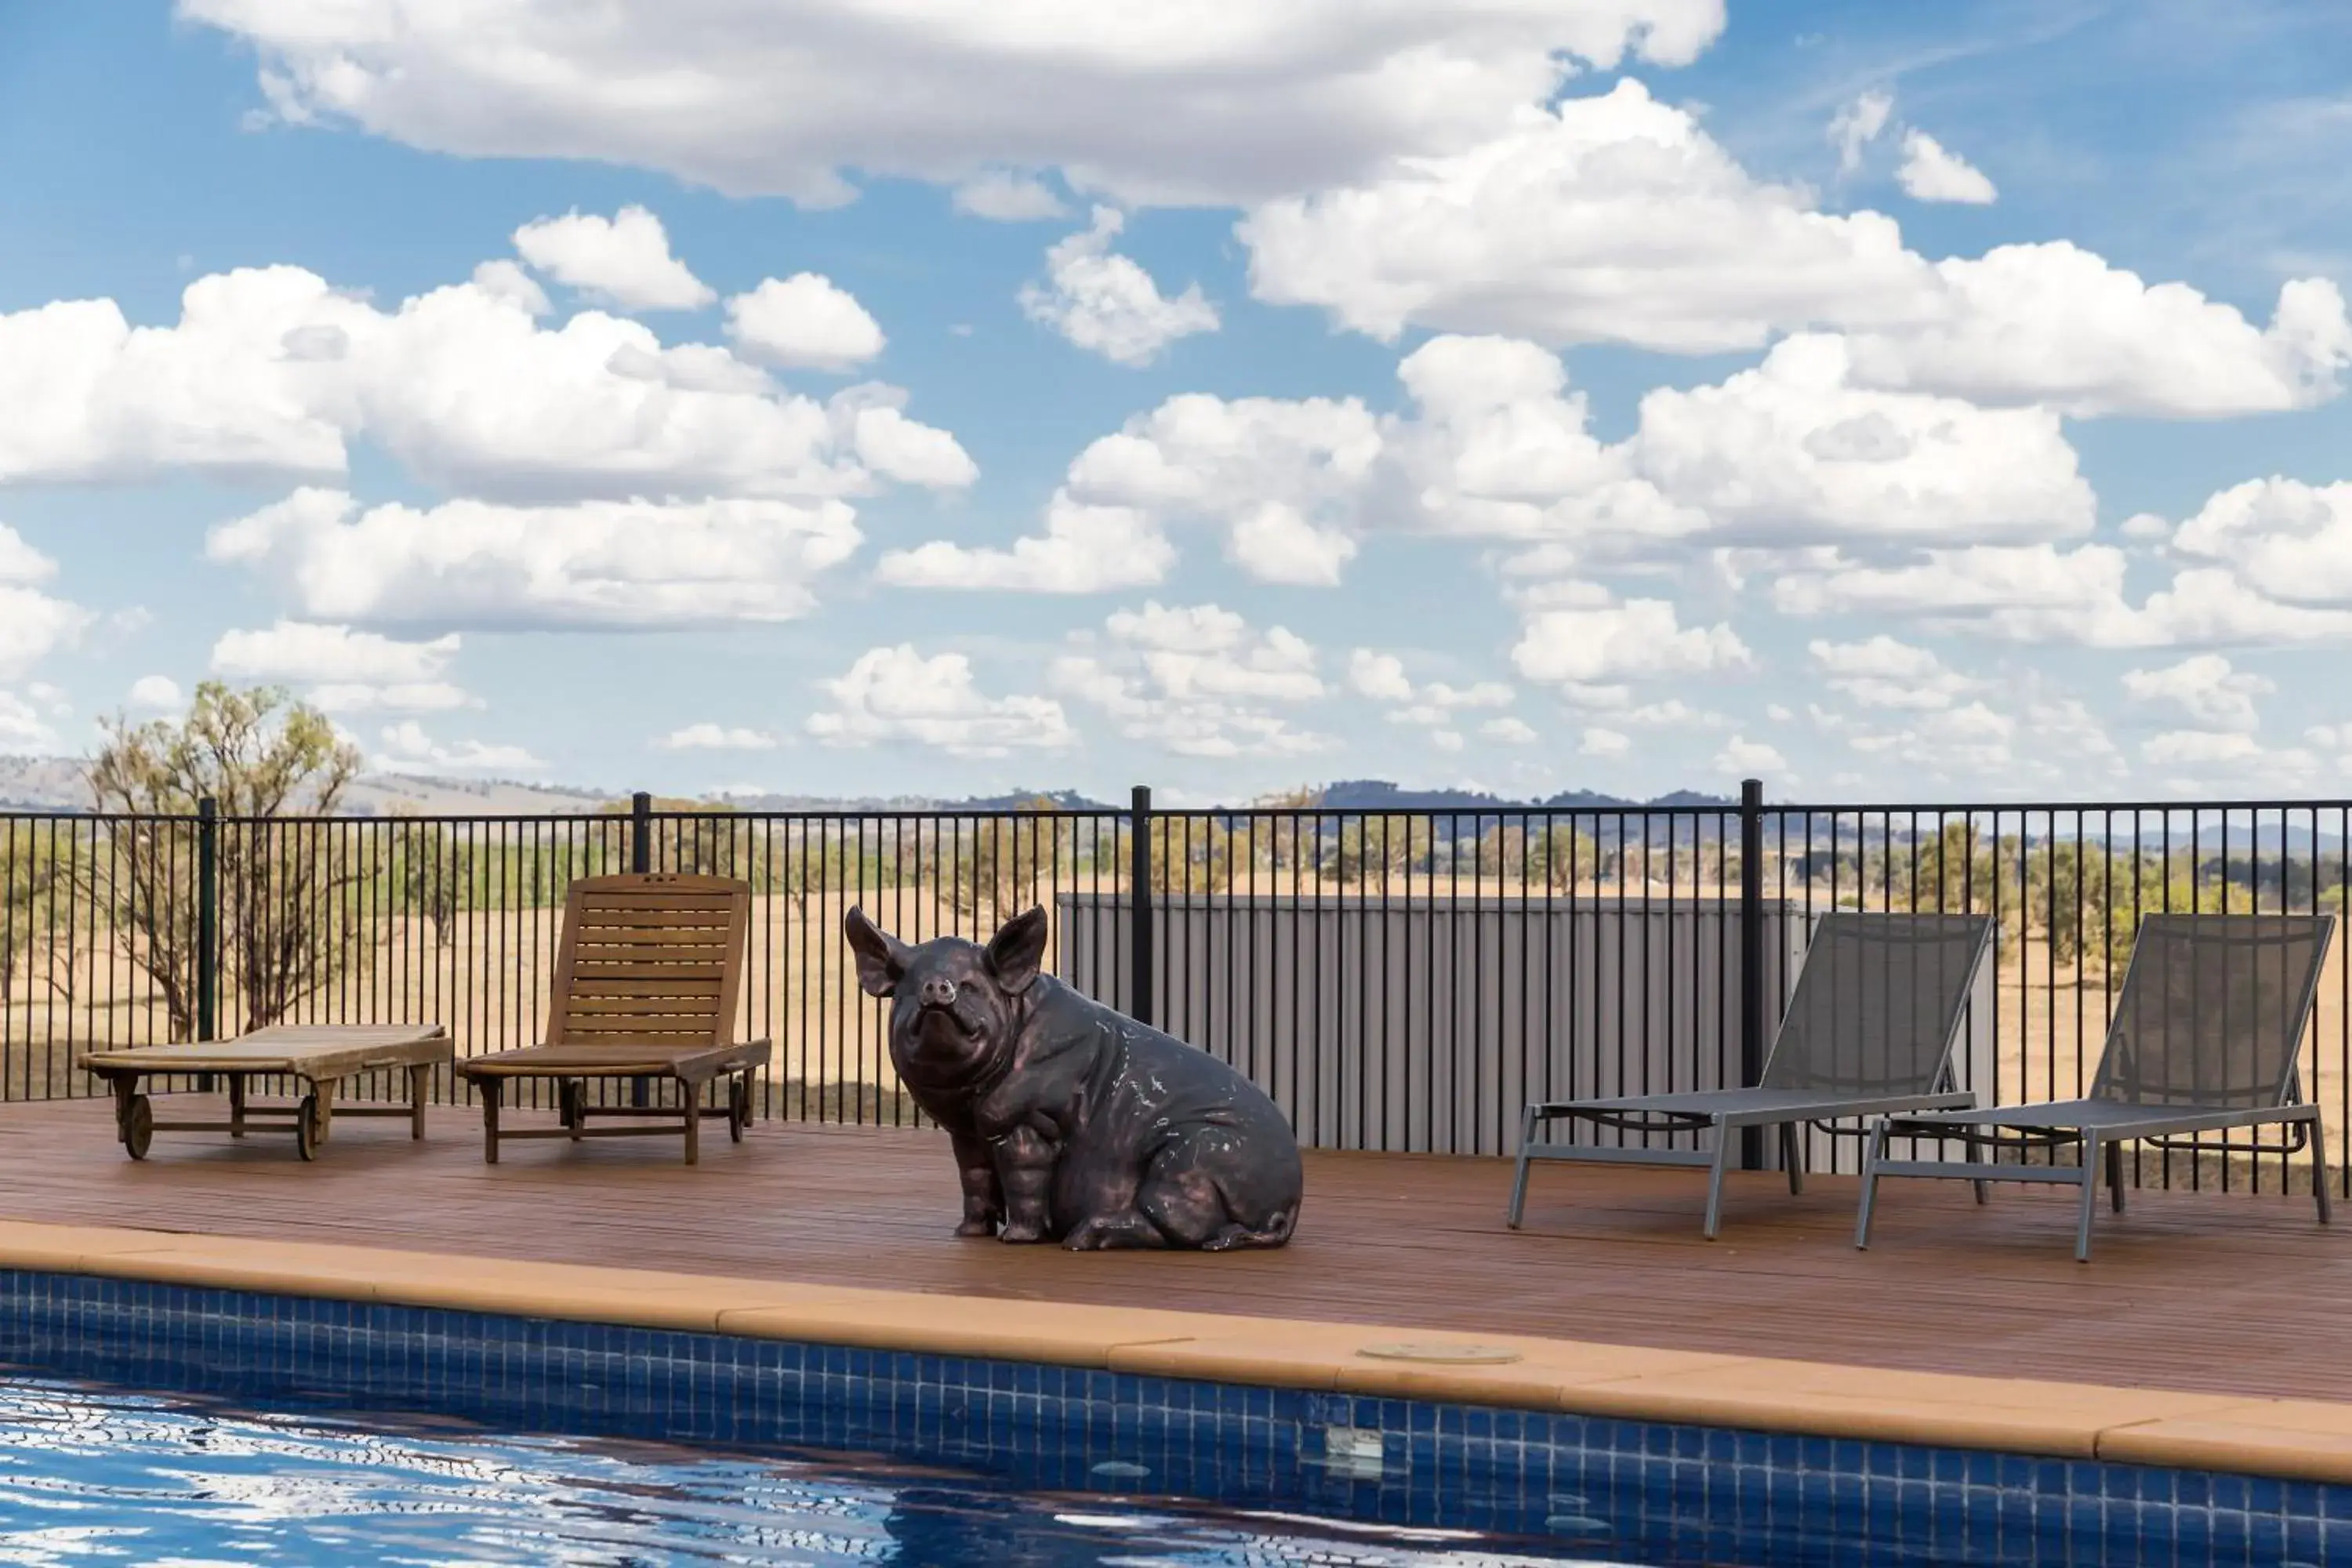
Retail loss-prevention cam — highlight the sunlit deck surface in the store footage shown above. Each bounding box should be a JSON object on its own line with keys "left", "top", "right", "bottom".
{"left": 2, "top": 1096, "right": 2346, "bottom": 1403}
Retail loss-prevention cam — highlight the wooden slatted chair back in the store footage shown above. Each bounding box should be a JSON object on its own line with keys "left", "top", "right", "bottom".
{"left": 546, "top": 873, "right": 751, "bottom": 1050}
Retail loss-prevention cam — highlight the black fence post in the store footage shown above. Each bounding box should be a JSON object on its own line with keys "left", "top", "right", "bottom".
{"left": 630, "top": 790, "right": 652, "bottom": 1107}
{"left": 195, "top": 796, "right": 219, "bottom": 1050}
{"left": 1129, "top": 785, "right": 1154, "bottom": 1028}
{"left": 1738, "top": 777, "right": 1765, "bottom": 1171}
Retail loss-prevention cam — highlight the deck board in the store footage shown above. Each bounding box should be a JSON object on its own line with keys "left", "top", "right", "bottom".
{"left": 0, "top": 1097, "right": 2345, "bottom": 1401}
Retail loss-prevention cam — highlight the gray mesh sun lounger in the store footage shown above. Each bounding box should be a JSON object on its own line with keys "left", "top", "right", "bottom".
{"left": 1857, "top": 913, "right": 2335, "bottom": 1262}
{"left": 1508, "top": 911, "right": 1995, "bottom": 1239}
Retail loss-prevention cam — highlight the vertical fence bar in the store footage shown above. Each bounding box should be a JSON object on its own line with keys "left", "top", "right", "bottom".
{"left": 196, "top": 797, "right": 219, "bottom": 1047}
{"left": 1737, "top": 777, "right": 1765, "bottom": 1171}
{"left": 1130, "top": 785, "right": 1154, "bottom": 1031}
{"left": 630, "top": 791, "right": 652, "bottom": 1108}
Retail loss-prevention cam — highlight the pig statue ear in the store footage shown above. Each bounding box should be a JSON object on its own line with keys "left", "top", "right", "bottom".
{"left": 843, "top": 906, "right": 910, "bottom": 999}
{"left": 984, "top": 906, "right": 1050, "bottom": 995}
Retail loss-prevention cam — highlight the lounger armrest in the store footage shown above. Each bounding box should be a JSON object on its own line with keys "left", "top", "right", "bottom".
{"left": 452, "top": 1047, "right": 554, "bottom": 1075}
{"left": 1877, "top": 1111, "right": 2004, "bottom": 1136}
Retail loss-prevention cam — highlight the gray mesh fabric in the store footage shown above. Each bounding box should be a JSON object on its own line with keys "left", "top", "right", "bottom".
{"left": 2089, "top": 914, "right": 2332, "bottom": 1109}
{"left": 1759, "top": 913, "right": 1993, "bottom": 1096}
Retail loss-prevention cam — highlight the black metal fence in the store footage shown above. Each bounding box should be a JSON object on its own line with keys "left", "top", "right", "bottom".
{"left": 3, "top": 782, "right": 2347, "bottom": 1192}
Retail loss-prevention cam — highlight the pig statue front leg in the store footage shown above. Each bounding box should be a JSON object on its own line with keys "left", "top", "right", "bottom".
{"left": 949, "top": 1127, "right": 1004, "bottom": 1238}
{"left": 992, "top": 1120, "right": 1059, "bottom": 1243}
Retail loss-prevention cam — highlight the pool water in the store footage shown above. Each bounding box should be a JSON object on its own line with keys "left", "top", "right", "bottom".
{"left": 0, "top": 1376, "right": 1626, "bottom": 1566}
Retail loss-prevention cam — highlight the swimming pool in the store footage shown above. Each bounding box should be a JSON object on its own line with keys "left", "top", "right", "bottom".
{"left": 0, "top": 1377, "right": 1602, "bottom": 1566}
{"left": 0, "top": 1269, "right": 2339, "bottom": 1566}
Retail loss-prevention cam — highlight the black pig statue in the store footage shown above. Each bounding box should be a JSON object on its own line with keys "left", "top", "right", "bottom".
{"left": 843, "top": 905, "right": 1302, "bottom": 1250}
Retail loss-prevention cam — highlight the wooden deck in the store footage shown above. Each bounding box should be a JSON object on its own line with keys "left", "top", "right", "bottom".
{"left": 2, "top": 1097, "right": 2347, "bottom": 1403}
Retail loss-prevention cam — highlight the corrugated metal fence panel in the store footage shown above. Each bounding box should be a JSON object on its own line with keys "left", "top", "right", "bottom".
{"left": 1059, "top": 895, "right": 1840, "bottom": 1159}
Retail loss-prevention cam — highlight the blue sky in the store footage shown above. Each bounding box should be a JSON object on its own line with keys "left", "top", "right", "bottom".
{"left": 3, "top": 1, "right": 2351, "bottom": 804}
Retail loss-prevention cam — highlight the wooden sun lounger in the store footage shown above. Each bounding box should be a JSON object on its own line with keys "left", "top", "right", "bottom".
{"left": 452, "top": 873, "right": 769, "bottom": 1165}
{"left": 78, "top": 1023, "right": 453, "bottom": 1162}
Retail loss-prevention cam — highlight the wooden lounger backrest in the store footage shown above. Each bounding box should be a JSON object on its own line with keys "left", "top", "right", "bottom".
{"left": 546, "top": 873, "right": 751, "bottom": 1049}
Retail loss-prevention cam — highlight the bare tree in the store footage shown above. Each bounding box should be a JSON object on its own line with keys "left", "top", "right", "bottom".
{"left": 0, "top": 824, "right": 76, "bottom": 1011}
{"left": 390, "top": 816, "right": 472, "bottom": 948}
{"left": 1530, "top": 822, "right": 1601, "bottom": 892}
{"left": 84, "top": 683, "right": 374, "bottom": 1037}
{"left": 1325, "top": 814, "right": 1436, "bottom": 887}
{"left": 1245, "top": 786, "right": 1322, "bottom": 876}
{"left": 946, "top": 799, "right": 1077, "bottom": 924}
{"left": 1148, "top": 815, "right": 1237, "bottom": 897}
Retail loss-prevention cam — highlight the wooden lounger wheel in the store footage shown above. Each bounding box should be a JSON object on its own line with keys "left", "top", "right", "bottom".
{"left": 559, "top": 1080, "right": 585, "bottom": 1136}
{"left": 728, "top": 1074, "right": 750, "bottom": 1142}
{"left": 295, "top": 1093, "right": 324, "bottom": 1162}
{"left": 120, "top": 1094, "right": 153, "bottom": 1161}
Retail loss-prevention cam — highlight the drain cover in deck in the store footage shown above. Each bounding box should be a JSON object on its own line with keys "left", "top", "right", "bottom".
{"left": 1355, "top": 1342, "right": 1523, "bottom": 1364}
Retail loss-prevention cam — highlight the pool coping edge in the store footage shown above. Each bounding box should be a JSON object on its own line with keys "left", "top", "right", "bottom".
{"left": 2, "top": 1216, "right": 2345, "bottom": 1483}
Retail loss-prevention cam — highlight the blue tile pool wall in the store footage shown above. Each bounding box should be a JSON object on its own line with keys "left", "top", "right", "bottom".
{"left": 0, "top": 1269, "right": 2341, "bottom": 1568}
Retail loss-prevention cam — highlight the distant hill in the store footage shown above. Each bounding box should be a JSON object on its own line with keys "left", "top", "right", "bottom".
{"left": 0, "top": 756, "right": 610, "bottom": 817}
{"left": 714, "top": 786, "right": 1121, "bottom": 812}
{"left": 0, "top": 757, "right": 1731, "bottom": 820}
{"left": 1316, "top": 779, "right": 1731, "bottom": 811}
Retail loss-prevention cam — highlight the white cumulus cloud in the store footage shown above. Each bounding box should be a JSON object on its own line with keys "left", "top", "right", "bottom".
{"left": 1808, "top": 637, "right": 1983, "bottom": 710}
{"left": 0, "top": 526, "right": 91, "bottom": 679}
{"left": 1838, "top": 248, "right": 2352, "bottom": 418}
{"left": 212, "top": 620, "right": 459, "bottom": 684}
{"left": 211, "top": 619, "right": 470, "bottom": 713}
{"left": 1896, "top": 130, "right": 1998, "bottom": 205}
{"left": 807, "top": 646, "right": 1075, "bottom": 757}
{"left": 1580, "top": 727, "right": 1631, "bottom": 757}
{"left": 875, "top": 492, "right": 1172, "bottom": 593}
{"left": 727, "top": 274, "right": 887, "bottom": 372}
{"left": 889, "top": 390, "right": 1377, "bottom": 590}
{"left": 1020, "top": 208, "right": 1218, "bottom": 366}
{"left": 952, "top": 171, "right": 1067, "bottom": 221}
{"left": 1240, "top": 79, "right": 2352, "bottom": 419}
{"left": 0, "top": 261, "right": 973, "bottom": 504}
{"left": 373, "top": 720, "right": 543, "bottom": 774}
{"left": 1713, "top": 735, "right": 1787, "bottom": 775}
{"left": 511, "top": 205, "right": 716, "bottom": 311}
{"left": 1512, "top": 591, "right": 1750, "bottom": 688}
{"left": 1774, "top": 541, "right": 2352, "bottom": 650}
{"left": 1632, "top": 334, "right": 2093, "bottom": 544}
{"left": 1346, "top": 649, "right": 1414, "bottom": 702}
{"left": 1241, "top": 78, "right": 1935, "bottom": 354}
{"left": 192, "top": 0, "right": 1727, "bottom": 209}
{"left": 1483, "top": 716, "right": 1539, "bottom": 744}
{"left": 656, "top": 724, "right": 780, "bottom": 751}
{"left": 1051, "top": 602, "right": 1330, "bottom": 758}
{"left": 2121, "top": 655, "right": 2273, "bottom": 731}
{"left": 2170, "top": 477, "right": 2352, "bottom": 606}
{"left": 208, "top": 487, "right": 862, "bottom": 630}
{"left": 1828, "top": 89, "right": 1893, "bottom": 174}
